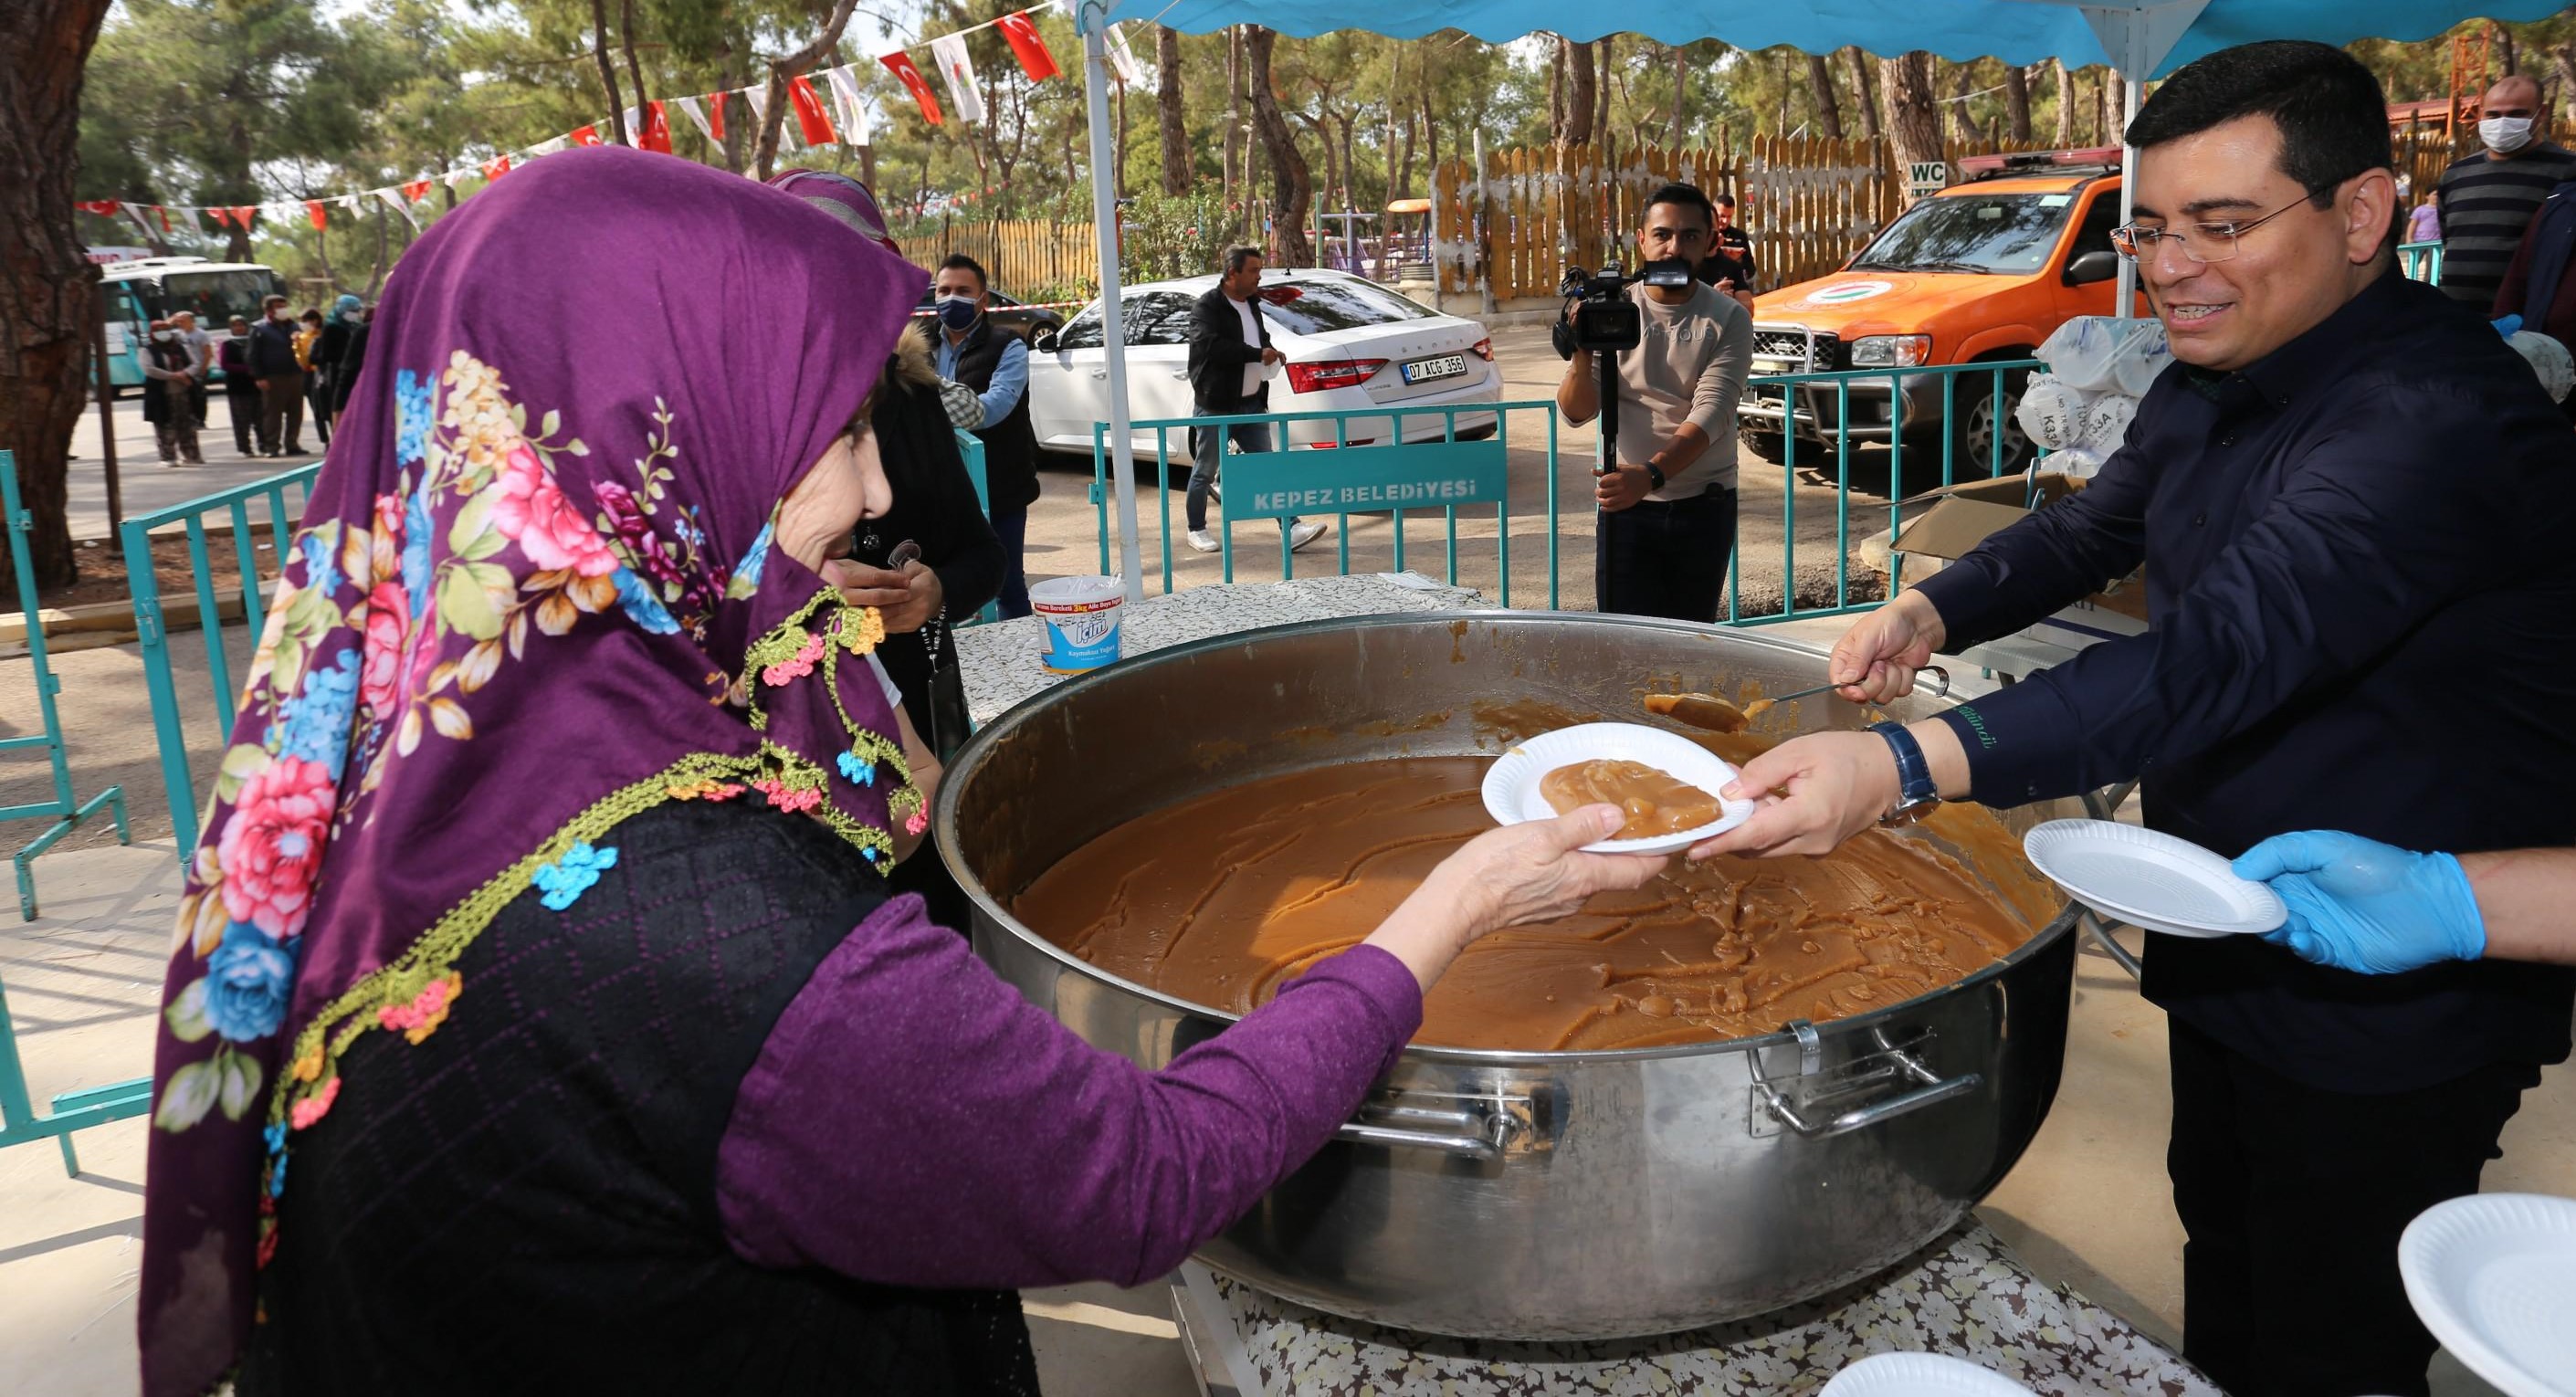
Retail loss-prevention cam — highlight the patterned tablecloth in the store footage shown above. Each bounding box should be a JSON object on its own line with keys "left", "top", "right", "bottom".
{"left": 953, "top": 572, "right": 1482, "bottom": 724}
{"left": 1174, "top": 1223, "right": 2219, "bottom": 1397}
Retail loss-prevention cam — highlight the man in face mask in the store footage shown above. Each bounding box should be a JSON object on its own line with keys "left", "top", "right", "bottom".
{"left": 2433, "top": 73, "right": 2576, "bottom": 308}
{"left": 912, "top": 255, "right": 1039, "bottom": 618}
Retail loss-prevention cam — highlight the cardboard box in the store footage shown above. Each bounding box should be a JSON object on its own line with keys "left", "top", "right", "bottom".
{"left": 1891, "top": 472, "right": 2149, "bottom": 649}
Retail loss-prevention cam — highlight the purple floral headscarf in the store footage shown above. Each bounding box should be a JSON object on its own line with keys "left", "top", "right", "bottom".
{"left": 139, "top": 146, "right": 927, "bottom": 1396}
{"left": 766, "top": 167, "right": 899, "bottom": 254}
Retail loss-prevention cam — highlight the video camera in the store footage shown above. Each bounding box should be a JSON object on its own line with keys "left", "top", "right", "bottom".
{"left": 1554, "top": 258, "right": 1697, "bottom": 467}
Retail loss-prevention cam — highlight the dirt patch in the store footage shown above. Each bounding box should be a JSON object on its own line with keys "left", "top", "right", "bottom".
{"left": 27, "top": 534, "right": 277, "bottom": 613}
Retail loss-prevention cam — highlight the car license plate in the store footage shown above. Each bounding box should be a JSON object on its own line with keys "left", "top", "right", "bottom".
{"left": 1400, "top": 353, "right": 1468, "bottom": 384}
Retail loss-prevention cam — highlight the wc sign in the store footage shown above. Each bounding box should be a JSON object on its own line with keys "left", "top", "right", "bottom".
{"left": 1907, "top": 161, "right": 1950, "bottom": 197}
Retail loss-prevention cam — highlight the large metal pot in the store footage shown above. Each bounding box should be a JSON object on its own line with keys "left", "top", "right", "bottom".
{"left": 937, "top": 612, "right": 2080, "bottom": 1340}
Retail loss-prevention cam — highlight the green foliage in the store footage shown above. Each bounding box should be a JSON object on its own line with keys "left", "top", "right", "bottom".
{"left": 1117, "top": 187, "right": 1235, "bottom": 284}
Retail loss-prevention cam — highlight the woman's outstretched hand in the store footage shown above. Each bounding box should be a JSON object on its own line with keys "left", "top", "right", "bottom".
{"left": 1364, "top": 806, "right": 1668, "bottom": 991}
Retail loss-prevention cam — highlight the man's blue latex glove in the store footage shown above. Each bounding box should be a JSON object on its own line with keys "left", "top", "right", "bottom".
{"left": 2232, "top": 831, "right": 2485, "bottom": 975}
{"left": 2495, "top": 313, "right": 2526, "bottom": 337}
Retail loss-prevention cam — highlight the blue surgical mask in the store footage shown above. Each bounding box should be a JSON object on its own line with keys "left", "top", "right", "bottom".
{"left": 937, "top": 295, "right": 980, "bottom": 331}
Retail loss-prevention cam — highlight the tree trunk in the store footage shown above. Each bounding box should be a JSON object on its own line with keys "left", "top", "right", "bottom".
{"left": 619, "top": 0, "right": 648, "bottom": 118}
{"left": 1849, "top": 47, "right": 1881, "bottom": 139}
{"left": 1246, "top": 26, "right": 1312, "bottom": 266}
{"left": 1341, "top": 111, "right": 1360, "bottom": 210}
{"left": 2556, "top": 43, "right": 2576, "bottom": 124}
{"left": 2106, "top": 68, "right": 2126, "bottom": 144}
{"left": 1548, "top": 37, "right": 1566, "bottom": 143}
{"left": 590, "top": 0, "right": 628, "bottom": 145}
{"left": 1157, "top": 26, "right": 1189, "bottom": 195}
{"left": 2501, "top": 30, "right": 2518, "bottom": 85}
{"left": 0, "top": 0, "right": 112, "bottom": 593}
{"left": 366, "top": 199, "right": 389, "bottom": 299}
{"left": 2004, "top": 62, "right": 2033, "bottom": 142}
{"left": 1115, "top": 69, "right": 1129, "bottom": 199}
{"left": 1951, "top": 63, "right": 1981, "bottom": 145}
{"left": 1225, "top": 27, "right": 1243, "bottom": 212}
{"left": 1594, "top": 37, "right": 1614, "bottom": 151}
{"left": 1396, "top": 100, "right": 1418, "bottom": 197}
{"left": 1807, "top": 51, "right": 1845, "bottom": 140}
{"left": 1565, "top": 37, "right": 1596, "bottom": 146}
{"left": 1669, "top": 45, "right": 1689, "bottom": 147}
{"left": 2054, "top": 58, "right": 2074, "bottom": 144}
{"left": 752, "top": 0, "right": 860, "bottom": 180}
{"left": 1776, "top": 51, "right": 1792, "bottom": 136}
{"left": 1881, "top": 52, "right": 1945, "bottom": 205}
{"left": 1421, "top": 88, "right": 1438, "bottom": 190}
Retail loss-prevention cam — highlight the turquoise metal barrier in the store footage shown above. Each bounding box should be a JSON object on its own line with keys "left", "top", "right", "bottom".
{"left": 0, "top": 449, "right": 147, "bottom": 1173}
{"left": 120, "top": 465, "right": 319, "bottom": 856}
{"left": 2, "top": 451, "right": 129, "bottom": 919}
{"left": 1730, "top": 358, "right": 2047, "bottom": 626}
{"left": 952, "top": 427, "right": 1001, "bottom": 625}
{"left": 1090, "top": 400, "right": 1561, "bottom": 607}
{"left": 2399, "top": 239, "right": 2445, "bottom": 286}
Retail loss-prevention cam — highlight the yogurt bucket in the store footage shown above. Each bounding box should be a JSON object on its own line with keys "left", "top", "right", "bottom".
{"left": 1031, "top": 575, "right": 1125, "bottom": 674}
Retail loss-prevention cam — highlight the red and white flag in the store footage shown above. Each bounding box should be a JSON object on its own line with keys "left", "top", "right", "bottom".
{"left": 570, "top": 124, "right": 605, "bottom": 147}
{"left": 675, "top": 95, "right": 717, "bottom": 146}
{"left": 882, "top": 51, "right": 944, "bottom": 126}
{"left": 824, "top": 66, "right": 872, "bottom": 145}
{"left": 403, "top": 178, "right": 434, "bottom": 203}
{"left": 482, "top": 154, "right": 512, "bottom": 181}
{"left": 998, "top": 11, "right": 1060, "bottom": 82}
{"left": 375, "top": 188, "right": 418, "bottom": 229}
{"left": 305, "top": 200, "right": 327, "bottom": 231}
{"left": 228, "top": 205, "right": 258, "bottom": 231}
{"left": 788, "top": 74, "right": 837, "bottom": 145}
{"left": 929, "top": 34, "right": 987, "bottom": 125}
{"left": 638, "top": 100, "right": 674, "bottom": 153}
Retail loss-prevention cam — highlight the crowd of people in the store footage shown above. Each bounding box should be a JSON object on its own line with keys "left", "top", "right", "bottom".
{"left": 134, "top": 294, "right": 373, "bottom": 465}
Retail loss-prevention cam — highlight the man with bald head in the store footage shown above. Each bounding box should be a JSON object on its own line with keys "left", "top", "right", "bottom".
{"left": 2434, "top": 73, "right": 2576, "bottom": 308}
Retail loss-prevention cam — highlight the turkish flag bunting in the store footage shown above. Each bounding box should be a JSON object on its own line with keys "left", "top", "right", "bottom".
{"left": 639, "top": 100, "right": 674, "bottom": 154}
{"left": 76, "top": 199, "right": 121, "bottom": 215}
{"left": 881, "top": 51, "right": 943, "bottom": 126}
{"left": 157, "top": 206, "right": 173, "bottom": 233}
{"left": 571, "top": 124, "right": 604, "bottom": 147}
{"left": 788, "top": 75, "right": 836, "bottom": 144}
{"left": 403, "top": 178, "right": 433, "bottom": 204}
{"left": 998, "top": 13, "right": 1059, "bottom": 82}
{"left": 483, "top": 154, "right": 512, "bottom": 181}
{"left": 230, "top": 205, "right": 258, "bottom": 230}
{"left": 306, "top": 200, "right": 327, "bottom": 231}
{"left": 709, "top": 91, "right": 728, "bottom": 142}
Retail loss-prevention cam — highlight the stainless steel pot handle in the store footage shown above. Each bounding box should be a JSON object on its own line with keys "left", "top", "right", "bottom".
{"left": 1751, "top": 1045, "right": 1982, "bottom": 1140}
{"left": 1333, "top": 1100, "right": 1519, "bottom": 1161}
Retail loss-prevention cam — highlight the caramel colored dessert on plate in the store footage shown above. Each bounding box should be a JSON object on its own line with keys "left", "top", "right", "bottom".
{"left": 1539, "top": 758, "right": 1722, "bottom": 838}
{"left": 1013, "top": 753, "right": 2057, "bottom": 1052}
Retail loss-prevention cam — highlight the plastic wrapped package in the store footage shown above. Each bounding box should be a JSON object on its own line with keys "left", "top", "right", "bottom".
{"left": 2078, "top": 393, "right": 2139, "bottom": 456}
{"left": 2048, "top": 441, "right": 2108, "bottom": 478}
{"left": 2038, "top": 316, "right": 2125, "bottom": 390}
{"left": 2015, "top": 374, "right": 2087, "bottom": 449}
{"left": 2506, "top": 331, "right": 2574, "bottom": 403}
{"left": 2110, "top": 321, "right": 2174, "bottom": 395}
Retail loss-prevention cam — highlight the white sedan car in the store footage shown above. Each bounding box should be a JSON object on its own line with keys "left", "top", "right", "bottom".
{"left": 1026, "top": 269, "right": 1502, "bottom": 464}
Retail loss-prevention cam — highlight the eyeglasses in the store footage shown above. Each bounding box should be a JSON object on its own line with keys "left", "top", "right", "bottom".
{"left": 2110, "top": 197, "right": 2308, "bottom": 264}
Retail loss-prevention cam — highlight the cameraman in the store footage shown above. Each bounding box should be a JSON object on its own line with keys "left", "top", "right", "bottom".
{"left": 1555, "top": 183, "right": 1754, "bottom": 622}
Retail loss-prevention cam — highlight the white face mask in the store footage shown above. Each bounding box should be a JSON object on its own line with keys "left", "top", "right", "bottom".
{"left": 2482, "top": 114, "right": 2536, "bottom": 153}
{"left": 270, "top": 310, "right": 291, "bottom": 322}
{"left": 152, "top": 331, "right": 174, "bottom": 342}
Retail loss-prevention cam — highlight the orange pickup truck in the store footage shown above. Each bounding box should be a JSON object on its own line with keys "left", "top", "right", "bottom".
{"left": 1740, "top": 147, "right": 2129, "bottom": 475}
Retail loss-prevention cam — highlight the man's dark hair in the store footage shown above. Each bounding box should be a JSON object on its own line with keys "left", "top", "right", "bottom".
{"left": 2125, "top": 40, "right": 2392, "bottom": 207}
{"left": 1711, "top": 192, "right": 1739, "bottom": 210}
{"left": 1642, "top": 182, "right": 1716, "bottom": 227}
{"left": 937, "top": 253, "right": 987, "bottom": 290}
{"left": 261, "top": 293, "right": 288, "bottom": 311}
{"left": 1223, "top": 246, "right": 1264, "bottom": 275}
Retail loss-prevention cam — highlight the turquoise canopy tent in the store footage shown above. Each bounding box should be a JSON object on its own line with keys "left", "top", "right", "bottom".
{"left": 1059, "top": 0, "right": 2566, "bottom": 595}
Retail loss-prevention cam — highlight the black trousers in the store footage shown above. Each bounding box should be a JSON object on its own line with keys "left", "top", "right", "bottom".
{"left": 226, "top": 389, "right": 263, "bottom": 456}
{"left": 2166, "top": 1019, "right": 2539, "bottom": 1397}
{"left": 1185, "top": 399, "right": 1271, "bottom": 532}
{"left": 1594, "top": 488, "right": 1737, "bottom": 622}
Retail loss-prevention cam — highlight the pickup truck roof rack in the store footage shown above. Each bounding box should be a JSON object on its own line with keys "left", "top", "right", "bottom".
{"left": 1956, "top": 146, "right": 2124, "bottom": 183}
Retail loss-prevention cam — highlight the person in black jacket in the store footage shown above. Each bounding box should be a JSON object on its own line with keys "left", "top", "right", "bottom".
{"left": 1183, "top": 247, "right": 1325, "bottom": 554}
{"left": 311, "top": 293, "right": 371, "bottom": 423}
{"left": 245, "top": 294, "right": 310, "bottom": 457}
{"left": 913, "top": 255, "right": 1039, "bottom": 617}
{"left": 218, "top": 316, "right": 265, "bottom": 457}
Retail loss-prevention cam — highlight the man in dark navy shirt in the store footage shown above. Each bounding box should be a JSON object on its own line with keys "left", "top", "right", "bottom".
{"left": 1698, "top": 42, "right": 2574, "bottom": 1397}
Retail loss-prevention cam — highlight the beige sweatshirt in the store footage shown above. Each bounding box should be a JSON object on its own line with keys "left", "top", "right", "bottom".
{"left": 1593, "top": 281, "right": 1753, "bottom": 499}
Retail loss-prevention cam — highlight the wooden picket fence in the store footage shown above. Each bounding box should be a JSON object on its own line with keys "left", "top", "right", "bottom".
{"left": 896, "top": 215, "right": 1099, "bottom": 299}
{"left": 1432, "top": 132, "right": 2062, "bottom": 299}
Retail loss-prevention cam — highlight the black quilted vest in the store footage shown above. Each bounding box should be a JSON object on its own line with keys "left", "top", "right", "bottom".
{"left": 927, "top": 319, "right": 1041, "bottom": 515}
{"left": 237, "top": 801, "right": 1037, "bottom": 1396}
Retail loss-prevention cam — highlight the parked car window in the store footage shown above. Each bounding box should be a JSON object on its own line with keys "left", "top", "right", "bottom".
{"left": 1256, "top": 277, "right": 1436, "bottom": 335}
{"left": 1128, "top": 291, "right": 1197, "bottom": 346}
{"left": 1057, "top": 303, "right": 1107, "bottom": 351}
{"left": 2070, "top": 191, "right": 2122, "bottom": 258}
{"left": 1849, "top": 193, "right": 2076, "bottom": 275}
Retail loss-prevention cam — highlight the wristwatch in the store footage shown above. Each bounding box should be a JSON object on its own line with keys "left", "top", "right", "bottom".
{"left": 1868, "top": 720, "right": 1942, "bottom": 825}
{"left": 1644, "top": 460, "right": 1668, "bottom": 490}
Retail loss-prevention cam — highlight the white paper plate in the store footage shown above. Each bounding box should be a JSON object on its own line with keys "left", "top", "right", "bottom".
{"left": 1482, "top": 722, "right": 1755, "bottom": 855}
{"left": 2021, "top": 819, "right": 2286, "bottom": 939}
{"left": 1820, "top": 1352, "right": 2037, "bottom": 1396}
{"left": 2401, "top": 1193, "right": 2576, "bottom": 1397}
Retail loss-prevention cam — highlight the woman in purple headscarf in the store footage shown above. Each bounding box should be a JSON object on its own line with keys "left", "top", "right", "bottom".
{"left": 140, "top": 147, "right": 1659, "bottom": 1397}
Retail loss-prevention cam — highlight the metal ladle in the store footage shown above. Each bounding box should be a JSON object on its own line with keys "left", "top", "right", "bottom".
{"left": 1645, "top": 667, "right": 1951, "bottom": 733}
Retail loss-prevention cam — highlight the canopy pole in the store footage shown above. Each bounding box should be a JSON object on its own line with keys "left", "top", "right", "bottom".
{"left": 1080, "top": 4, "right": 1145, "bottom": 603}
{"left": 2116, "top": 83, "right": 2141, "bottom": 321}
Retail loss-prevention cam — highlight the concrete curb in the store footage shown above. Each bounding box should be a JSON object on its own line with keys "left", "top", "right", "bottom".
{"left": 0, "top": 590, "right": 249, "bottom": 651}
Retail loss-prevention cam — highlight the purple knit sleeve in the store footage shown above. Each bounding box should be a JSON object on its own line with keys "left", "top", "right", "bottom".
{"left": 713, "top": 895, "right": 1424, "bottom": 1289}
